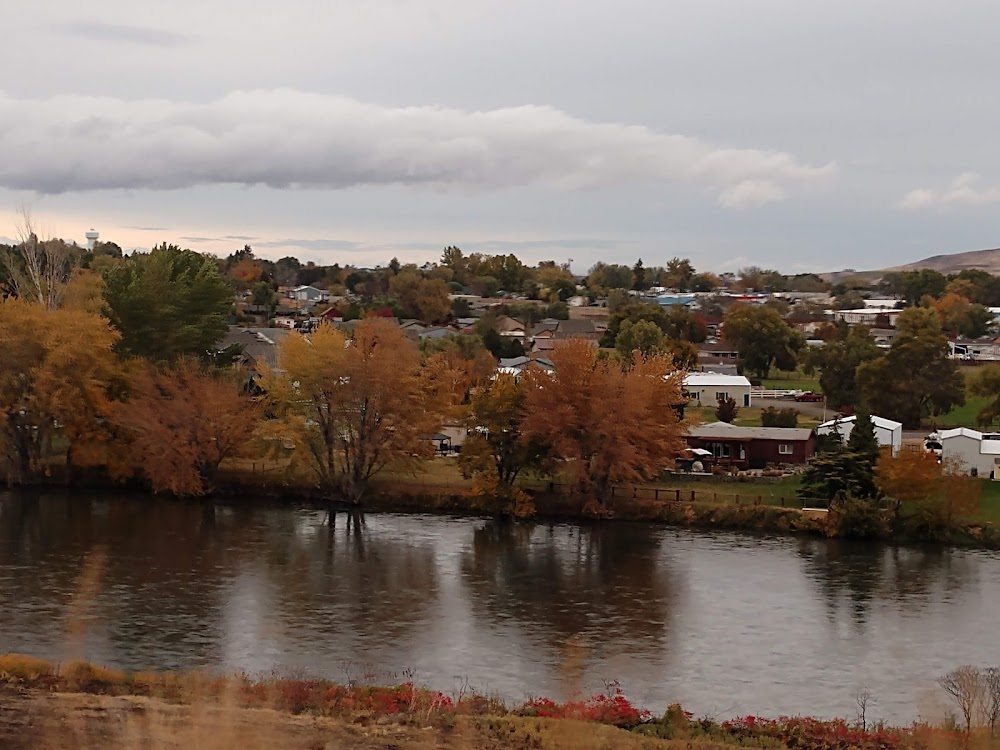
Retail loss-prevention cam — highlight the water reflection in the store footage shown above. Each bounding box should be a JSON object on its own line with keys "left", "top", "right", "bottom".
{"left": 461, "top": 520, "right": 675, "bottom": 650}
{"left": 3, "top": 492, "right": 1000, "bottom": 723}
{"left": 797, "top": 539, "right": 977, "bottom": 626}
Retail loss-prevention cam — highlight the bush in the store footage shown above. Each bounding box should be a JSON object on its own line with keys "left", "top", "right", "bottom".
{"left": 716, "top": 395, "right": 739, "bottom": 423}
{"left": 0, "top": 653, "right": 54, "bottom": 680}
{"left": 761, "top": 407, "right": 799, "bottom": 428}
{"left": 828, "top": 498, "right": 889, "bottom": 539}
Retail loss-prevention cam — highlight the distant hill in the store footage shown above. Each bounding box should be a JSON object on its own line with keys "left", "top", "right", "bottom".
{"left": 824, "top": 246, "right": 1000, "bottom": 282}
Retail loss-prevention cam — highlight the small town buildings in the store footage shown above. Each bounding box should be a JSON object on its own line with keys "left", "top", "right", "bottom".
{"left": 830, "top": 308, "right": 903, "bottom": 327}
{"left": 683, "top": 373, "right": 752, "bottom": 408}
{"left": 939, "top": 427, "right": 1000, "bottom": 478}
{"left": 684, "top": 422, "right": 816, "bottom": 469}
{"left": 949, "top": 339, "right": 1000, "bottom": 362}
{"left": 816, "top": 414, "right": 903, "bottom": 455}
{"left": 696, "top": 341, "right": 740, "bottom": 372}
{"left": 289, "top": 285, "right": 328, "bottom": 302}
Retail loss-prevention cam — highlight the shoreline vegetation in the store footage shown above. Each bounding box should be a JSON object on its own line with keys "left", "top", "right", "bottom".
{"left": 1, "top": 654, "right": 998, "bottom": 750}
{"left": 14, "top": 460, "right": 1000, "bottom": 551}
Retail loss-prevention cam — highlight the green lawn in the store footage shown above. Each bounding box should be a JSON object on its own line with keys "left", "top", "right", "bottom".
{"left": 977, "top": 480, "right": 1000, "bottom": 523}
{"left": 761, "top": 368, "right": 821, "bottom": 393}
{"left": 926, "top": 395, "right": 989, "bottom": 430}
{"left": 687, "top": 405, "right": 822, "bottom": 429}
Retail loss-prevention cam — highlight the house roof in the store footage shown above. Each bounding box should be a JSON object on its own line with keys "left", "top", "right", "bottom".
{"left": 686, "top": 422, "right": 813, "bottom": 442}
{"left": 939, "top": 427, "right": 986, "bottom": 441}
{"left": 494, "top": 315, "right": 525, "bottom": 333}
{"left": 554, "top": 319, "right": 597, "bottom": 336}
{"left": 683, "top": 373, "right": 751, "bottom": 388}
{"left": 818, "top": 415, "right": 903, "bottom": 431}
{"left": 697, "top": 341, "right": 739, "bottom": 354}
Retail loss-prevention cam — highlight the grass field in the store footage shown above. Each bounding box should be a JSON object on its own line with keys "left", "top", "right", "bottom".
{"left": 686, "top": 405, "right": 823, "bottom": 429}
{"left": 926, "top": 394, "right": 989, "bottom": 430}
{"left": 760, "top": 368, "right": 822, "bottom": 393}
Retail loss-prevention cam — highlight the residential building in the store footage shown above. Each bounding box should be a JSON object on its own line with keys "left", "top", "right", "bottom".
{"left": 939, "top": 427, "right": 1000, "bottom": 478}
{"left": 696, "top": 341, "right": 740, "bottom": 371}
{"left": 289, "top": 285, "right": 328, "bottom": 302}
{"left": 496, "top": 356, "right": 555, "bottom": 379}
{"left": 830, "top": 308, "right": 903, "bottom": 327}
{"left": 949, "top": 339, "right": 1000, "bottom": 362}
{"left": 683, "top": 373, "right": 752, "bottom": 408}
{"left": 816, "top": 415, "right": 903, "bottom": 455}
{"left": 684, "top": 422, "right": 816, "bottom": 469}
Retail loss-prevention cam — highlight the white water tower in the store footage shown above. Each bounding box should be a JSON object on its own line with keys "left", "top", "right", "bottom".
{"left": 85, "top": 229, "right": 99, "bottom": 250}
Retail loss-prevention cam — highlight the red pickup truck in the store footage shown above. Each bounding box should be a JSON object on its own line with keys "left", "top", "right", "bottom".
{"left": 794, "top": 391, "right": 824, "bottom": 402}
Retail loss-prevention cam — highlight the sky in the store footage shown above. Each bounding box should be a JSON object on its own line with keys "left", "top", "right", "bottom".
{"left": 3, "top": 0, "right": 1000, "bottom": 273}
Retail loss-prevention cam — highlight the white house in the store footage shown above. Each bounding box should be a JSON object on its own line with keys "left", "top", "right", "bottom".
{"left": 683, "top": 373, "right": 752, "bottom": 408}
{"left": 816, "top": 414, "right": 903, "bottom": 455}
{"left": 939, "top": 427, "right": 1000, "bottom": 478}
{"left": 289, "top": 285, "right": 328, "bottom": 302}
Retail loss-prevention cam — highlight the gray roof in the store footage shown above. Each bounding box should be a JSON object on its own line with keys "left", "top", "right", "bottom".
{"left": 554, "top": 319, "right": 597, "bottom": 337}
{"left": 217, "top": 326, "right": 291, "bottom": 369}
{"left": 686, "top": 422, "right": 813, "bottom": 442}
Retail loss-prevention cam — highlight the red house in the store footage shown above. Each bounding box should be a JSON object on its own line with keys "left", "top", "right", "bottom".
{"left": 684, "top": 422, "right": 815, "bottom": 470}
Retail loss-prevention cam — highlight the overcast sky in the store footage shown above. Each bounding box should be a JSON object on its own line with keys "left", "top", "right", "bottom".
{"left": 3, "top": 0, "right": 999, "bottom": 273}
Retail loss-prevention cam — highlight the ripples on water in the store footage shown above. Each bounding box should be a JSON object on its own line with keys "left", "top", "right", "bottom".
{"left": 1, "top": 491, "right": 999, "bottom": 723}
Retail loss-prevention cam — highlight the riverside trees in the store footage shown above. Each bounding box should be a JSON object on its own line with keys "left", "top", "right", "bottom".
{"left": 521, "top": 339, "right": 687, "bottom": 511}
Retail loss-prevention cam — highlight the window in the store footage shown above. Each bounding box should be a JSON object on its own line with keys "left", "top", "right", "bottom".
{"left": 715, "top": 391, "right": 728, "bottom": 402}
{"left": 710, "top": 442, "right": 731, "bottom": 458}
{"left": 778, "top": 443, "right": 793, "bottom": 455}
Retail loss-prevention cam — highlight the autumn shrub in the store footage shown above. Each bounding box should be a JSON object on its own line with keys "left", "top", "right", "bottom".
{"left": 720, "top": 715, "right": 908, "bottom": 750}
{"left": 60, "top": 661, "right": 129, "bottom": 693}
{"left": 516, "top": 682, "right": 649, "bottom": 727}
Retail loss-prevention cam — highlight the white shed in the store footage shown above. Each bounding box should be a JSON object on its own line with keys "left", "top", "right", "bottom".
{"left": 816, "top": 414, "right": 903, "bottom": 456}
{"left": 683, "top": 373, "right": 752, "bottom": 408}
{"left": 939, "top": 428, "right": 1000, "bottom": 478}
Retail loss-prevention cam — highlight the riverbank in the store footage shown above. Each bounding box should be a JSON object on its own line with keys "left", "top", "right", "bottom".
{"left": 13, "top": 461, "right": 1000, "bottom": 550}
{"left": 0, "top": 655, "right": 975, "bottom": 750}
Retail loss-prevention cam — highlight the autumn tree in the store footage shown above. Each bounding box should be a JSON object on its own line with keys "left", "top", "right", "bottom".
{"left": 522, "top": 339, "right": 686, "bottom": 511}
{"left": 461, "top": 374, "right": 547, "bottom": 516}
{"left": 114, "top": 359, "right": 260, "bottom": 496}
{"left": 875, "top": 450, "right": 980, "bottom": 538}
{"left": 857, "top": 307, "right": 965, "bottom": 428}
{"left": 932, "top": 292, "right": 994, "bottom": 338}
{"left": 0, "top": 300, "right": 120, "bottom": 485}
{"left": 586, "top": 262, "right": 634, "bottom": 294}
{"left": 271, "top": 320, "right": 443, "bottom": 506}
{"left": 389, "top": 269, "right": 451, "bottom": 323}
{"left": 723, "top": 304, "right": 802, "bottom": 379}
{"left": 102, "top": 243, "right": 233, "bottom": 362}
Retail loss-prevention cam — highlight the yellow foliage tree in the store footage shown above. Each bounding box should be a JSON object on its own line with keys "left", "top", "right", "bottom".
{"left": 0, "top": 299, "right": 120, "bottom": 485}
{"left": 522, "top": 338, "right": 687, "bottom": 511}
{"left": 271, "top": 319, "right": 445, "bottom": 504}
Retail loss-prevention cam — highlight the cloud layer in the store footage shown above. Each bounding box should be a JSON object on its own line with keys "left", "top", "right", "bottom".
{"left": 899, "top": 172, "right": 1000, "bottom": 210}
{"left": 0, "top": 89, "right": 833, "bottom": 208}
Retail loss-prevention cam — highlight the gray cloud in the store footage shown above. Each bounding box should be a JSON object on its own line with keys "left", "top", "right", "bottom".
{"left": 223, "top": 234, "right": 258, "bottom": 241}
{"left": 179, "top": 236, "right": 218, "bottom": 243}
{"left": 257, "top": 238, "right": 362, "bottom": 252}
{"left": 124, "top": 225, "right": 168, "bottom": 231}
{"left": 0, "top": 89, "right": 833, "bottom": 208}
{"left": 57, "top": 21, "right": 191, "bottom": 47}
{"left": 899, "top": 173, "right": 1000, "bottom": 211}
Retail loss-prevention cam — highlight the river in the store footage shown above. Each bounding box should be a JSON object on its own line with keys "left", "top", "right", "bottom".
{"left": 1, "top": 492, "right": 998, "bottom": 723}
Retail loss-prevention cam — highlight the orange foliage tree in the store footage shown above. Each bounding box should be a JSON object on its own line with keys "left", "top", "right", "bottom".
{"left": 272, "top": 319, "right": 444, "bottom": 504}
{"left": 875, "top": 450, "right": 981, "bottom": 537}
{"left": 114, "top": 359, "right": 261, "bottom": 496}
{"left": 0, "top": 299, "right": 120, "bottom": 485}
{"left": 522, "top": 338, "right": 687, "bottom": 510}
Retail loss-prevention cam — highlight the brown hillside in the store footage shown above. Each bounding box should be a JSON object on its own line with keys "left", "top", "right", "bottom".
{"left": 824, "top": 246, "right": 1000, "bottom": 282}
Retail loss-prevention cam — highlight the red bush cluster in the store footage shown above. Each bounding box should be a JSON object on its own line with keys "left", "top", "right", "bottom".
{"left": 722, "top": 715, "right": 907, "bottom": 750}
{"left": 517, "top": 682, "right": 650, "bottom": 727}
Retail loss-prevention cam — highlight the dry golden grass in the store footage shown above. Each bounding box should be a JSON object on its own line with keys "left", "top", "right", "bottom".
{"left": 1, "top": 688, "right": 709, "bottom": 750}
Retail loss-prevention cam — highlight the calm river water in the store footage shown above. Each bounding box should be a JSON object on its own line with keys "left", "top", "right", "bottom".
{"left": 1, "top": 492, "right": 999, "bottom": 723}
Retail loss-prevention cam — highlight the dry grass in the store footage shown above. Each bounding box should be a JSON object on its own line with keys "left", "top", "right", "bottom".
{"left": 0, "top": 688, "right": 702, "bottom": 750}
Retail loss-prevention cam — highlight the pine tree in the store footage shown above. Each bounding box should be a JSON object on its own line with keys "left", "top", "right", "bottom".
{"left": 847, "top": 410, "right": 880, "bottom": 466}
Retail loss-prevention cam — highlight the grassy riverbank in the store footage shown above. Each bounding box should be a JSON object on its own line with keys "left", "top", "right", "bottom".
{"left": 0, "top": 655, "right": 995, "bottom": 750}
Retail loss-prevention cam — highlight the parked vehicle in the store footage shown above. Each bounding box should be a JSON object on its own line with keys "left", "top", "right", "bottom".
{"left": 794, "top": 391, "right": 824, "bottom": 402}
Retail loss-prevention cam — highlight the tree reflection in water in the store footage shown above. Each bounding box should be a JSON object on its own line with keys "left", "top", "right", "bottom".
{"left": 461, "top": 519, "right": 676, "bottom": 693}
{"left": 797, "top": 538, "right": 976, "bottom": 627}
